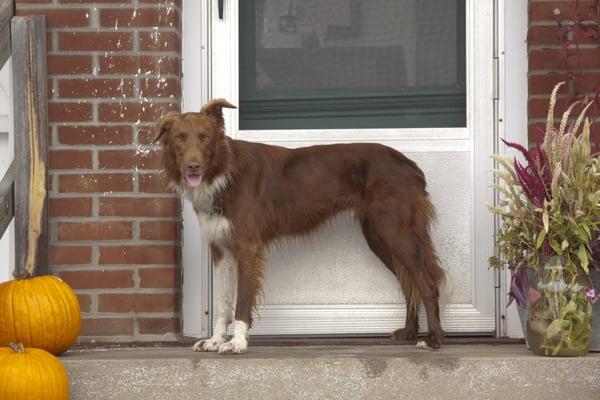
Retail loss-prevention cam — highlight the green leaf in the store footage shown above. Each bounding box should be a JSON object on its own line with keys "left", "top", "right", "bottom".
{"left": 561, "top": 239, "right": 569, "bottom": 250}
{"left": 577, "top": 244, "right": 590, "bottom": 273}
{"left": 545, "top": 319, "right": 566, "bottom": 339}
{"left": 550, "top": 239, "right": 562, "bottom": 253}
{"left": 536, "top": 230, "right": 546, "bottom": 249}
{"left": 582, "top": 223, "right": 591, "bottom": 239}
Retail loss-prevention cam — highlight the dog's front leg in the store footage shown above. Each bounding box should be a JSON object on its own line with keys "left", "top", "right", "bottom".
{"left": 218, "top": 246, "right": 264, "bottom": 355}
{"left": 193, "top": 245, "right": 237, "bottom": 352}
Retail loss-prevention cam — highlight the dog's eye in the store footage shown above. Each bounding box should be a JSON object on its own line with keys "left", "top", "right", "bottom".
{"left": 200, "top": 134, "right": 208, "bottom": 142}
{"left": 175, "top": 134, "right": 185, "bottom": 143}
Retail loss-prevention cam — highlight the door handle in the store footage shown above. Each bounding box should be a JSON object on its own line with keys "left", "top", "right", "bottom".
{"left": 218, "top": 0, "right": 224, "bottom": 19}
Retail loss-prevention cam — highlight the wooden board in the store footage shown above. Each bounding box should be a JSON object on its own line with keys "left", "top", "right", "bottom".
{"left": 12, "top": 16, "right": 48, "bottom": 276}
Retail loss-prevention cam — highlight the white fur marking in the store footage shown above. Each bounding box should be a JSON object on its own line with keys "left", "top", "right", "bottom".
{"left": 193, "top": 247, "right": 237, "bottom": 352}
{"left": 416, "top": 341, "right": 430, "bottom": 350}
{"left": 185, "top": 175, "right": 233, "bottom": 243}
{"left": 218, "top": 320, "right": 248, "bottom": 354}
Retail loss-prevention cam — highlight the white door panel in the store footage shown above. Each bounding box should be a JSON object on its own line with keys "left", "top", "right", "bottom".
{"left": 182, "top": 0, "right": 497, "bottom": 336}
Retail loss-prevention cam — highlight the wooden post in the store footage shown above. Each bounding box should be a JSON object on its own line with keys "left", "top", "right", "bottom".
{"left": 12, "top": 16, "right": 49, "bottom": 277}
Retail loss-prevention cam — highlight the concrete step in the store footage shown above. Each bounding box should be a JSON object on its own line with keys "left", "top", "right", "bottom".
{"left": 61, "top": 344, "right": 600, "bottom": 400}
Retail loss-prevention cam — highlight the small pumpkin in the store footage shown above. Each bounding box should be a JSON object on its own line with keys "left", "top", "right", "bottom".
{"left": 0, "top": 275, "right": 81, "bottom": 355}
{"left": 0, "top": 343, "right": 69, "bottom": 400}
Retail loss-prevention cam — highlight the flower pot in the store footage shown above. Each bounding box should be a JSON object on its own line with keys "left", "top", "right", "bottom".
{"left": 525, "top": 257, "right": 592, "bottom": 357}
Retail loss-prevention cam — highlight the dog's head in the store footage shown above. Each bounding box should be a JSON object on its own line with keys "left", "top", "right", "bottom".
{"left": 154, "top": 99, "right": 236, "bottom": 190}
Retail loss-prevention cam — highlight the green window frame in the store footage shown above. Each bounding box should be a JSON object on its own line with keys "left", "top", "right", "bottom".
{"left": 239, "top": 0, "right": 466, "bottom": 130}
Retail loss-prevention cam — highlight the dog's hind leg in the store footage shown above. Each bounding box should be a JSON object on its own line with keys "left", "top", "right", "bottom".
{"left": 193, "top": 245, "right": 237, "bottom": 352}
{"left": 218, "top": 244, "right": 265, "bottom": 355}
{"left": 361, "top": 202, "right": 446, "bottom": 349}
{"left": 360, "top": 216, "right": 420, "bottom": 341}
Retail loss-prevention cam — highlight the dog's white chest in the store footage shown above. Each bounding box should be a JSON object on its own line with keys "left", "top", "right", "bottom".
{"left": 184, "top": 176, "right": 232, "bottom": 244}
{"left": 195, "top": 211, "right": 232, "bottom": 243}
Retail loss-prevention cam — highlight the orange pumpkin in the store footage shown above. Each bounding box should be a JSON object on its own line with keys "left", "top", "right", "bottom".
{"left": 0, "top": 343, "right": 69, "bottom": 400}
{"left": 0, "top": 275, "right": 81, "bottom": 355}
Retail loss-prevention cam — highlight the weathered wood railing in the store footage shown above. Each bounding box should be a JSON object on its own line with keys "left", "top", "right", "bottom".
{"left": 0, "top": 1, "right": 49, "bottom": 277}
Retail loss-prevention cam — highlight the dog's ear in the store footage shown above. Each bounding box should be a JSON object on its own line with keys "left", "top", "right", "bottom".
{"left": 153, "top": 112, "right": 181, "bottom": 144}
{"left": 200, "top": 99, "right": 237, "bottom": 131}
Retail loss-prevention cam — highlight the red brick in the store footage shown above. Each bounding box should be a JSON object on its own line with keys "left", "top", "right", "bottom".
{"left": 58, "top": 221, "right": 133, "bottom": 241}
{"left": 528, "top": 96, "right": 588, "bottom": 119}
{"left": 98, "top": 293, "right": 178, "bottom": 313}
{"left": 60, "top": 270, "right": 134, "bottom": 289}
{"left": 98, "top": 150, "right": 161, "bottom": 169}
{"left": 16, "top": 8, "right": 90, "bottom": 28}
{"left": 140, "top": 221, "right": 179, "bottom": 241}
{"left": 80, "top": 318, "right": 133, "bottom": 336}
{"left": 139, "top": 31, "right": 181, "bottom": 52}
{"left": 99, "top": 245, "right": 178, "bottom": 264}
{"left": 138, "top": 317, "right": 180, "bottom": 334}
{"left": 139, "top": 267, "right": 180, "bottom": 288}
{"left": 58, "top": 79, "right": 135, "bottom": 98}
{"left": 58, "top": 125, "right": 133, "bottom": 145}
{"left": 100, "top": 8, "right": 180, "bottom": 28}
{"left": 59, "top": 31, "right": 133, "bottom": 51}
{"left": 137, "top": 125, "right": 158, "bottom": 145}
{"left": 46, "top": 31, "right": 52, "bottom": 52}
{"left": 578, "top": 72, "right": 600, "bottom": 92}
{"left": 98, "top": 55, "right": 180, "bottom": 75}
{"left": 49, "top": 245, "right": 92, "bottom": 265}
{"left": 58, "top": 0, "right": 124, "bottom": 2}
{"left": 99, "top": 197, "right": 178, "bottom": 217}
{"left": 98, "top": 102, "right": 179, "bottom": 122}
{"left": 529, "top": 48, "right": 600, "bottom": 70}
{"left": 527, "top": 25, "right": 562, "bottom": 46}
{"left": 139, "top": 173, "right": 169, "bottom": 193}
{"left": 529, "top": 1, "right": 595, "bottom": 22}
{"left": 49, "top": 197, "right": 92, "bottom": 217}
{"left": 16, "top": 0, "right": 51, "bottom": 3}
{"left": 139, "top": 0, "right": 181, "bottom": 7}
{"left": 48, "top": 55, "right": 92, "bottom": 75}
{"left": 49, "top": 150, "right": 93, "bottom": 169}
{"left": 58, "top": 173, "right": 134, "bottom": 193}
{"left": 140, "top": 78, "right": 181, "bottom": 98}
{"left": 48, "top": 103, "right": 93, "bottom": 122}
{"left": 76, "top": 294, "right": 92, "bottom": 313}
{"left": 529, "top": 73, "right": 566, "bottom": 95}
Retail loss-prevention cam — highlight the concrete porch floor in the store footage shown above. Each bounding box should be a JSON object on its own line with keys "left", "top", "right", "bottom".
{"left": 61, "top": 344, "right": 600, "bottom": 400}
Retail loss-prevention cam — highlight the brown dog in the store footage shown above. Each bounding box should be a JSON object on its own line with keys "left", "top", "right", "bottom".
{"left": 154, "top": 99, "right": 450, "bottom": 354}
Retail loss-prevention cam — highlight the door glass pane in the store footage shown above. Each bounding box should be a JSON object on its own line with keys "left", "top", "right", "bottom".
{"left": 239, "top": 0, "right": 466, "bottom": 130}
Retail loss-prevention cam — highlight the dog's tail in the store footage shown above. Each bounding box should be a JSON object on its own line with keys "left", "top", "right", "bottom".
{"left": 420, "top": 196, "right": 453, "bottom": 312}
{"left": 438, "top": 270, "right": 453, "bottom": 312}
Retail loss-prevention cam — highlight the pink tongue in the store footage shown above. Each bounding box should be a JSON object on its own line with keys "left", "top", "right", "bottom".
{"left": 186, "top": 174, "right": 203, "bottom": 187}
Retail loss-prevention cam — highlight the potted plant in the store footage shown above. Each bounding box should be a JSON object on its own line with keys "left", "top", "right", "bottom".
{"left": 489, "top": 82, "right": 599, "bottom": 356}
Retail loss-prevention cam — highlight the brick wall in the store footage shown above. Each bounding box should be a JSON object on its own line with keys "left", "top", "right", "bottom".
{"left": 528, "top": 0, "right": 600, "bottom": 144}
{"left": 16, "top": 0, "right": 183, "bottom": 343}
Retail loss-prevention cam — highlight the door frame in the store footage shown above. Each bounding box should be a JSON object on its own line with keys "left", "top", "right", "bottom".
{"left": 181, "top": 0, "right": 528, "bottom": 338}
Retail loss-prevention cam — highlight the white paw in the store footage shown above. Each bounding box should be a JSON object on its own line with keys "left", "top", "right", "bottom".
{"left": 416, "top": 340, "right": 431, "bottom": 350}
{"left": 193, "top": 337, "right": 225, "bottom": 352}
{"left": 218, "top": 338, "right": 247, "bottom": 354}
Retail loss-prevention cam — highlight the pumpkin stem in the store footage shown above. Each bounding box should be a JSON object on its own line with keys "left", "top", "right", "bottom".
{"left": 7, "top": 343, "right": 26, "bottom": 353}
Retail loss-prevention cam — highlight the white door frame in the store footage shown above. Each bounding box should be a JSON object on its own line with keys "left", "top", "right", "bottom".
{"left": 181, "top": 0, "right": 528, "bottom": 338}
{"left": 497, "top": 0, "right": 529, "bottom": 338}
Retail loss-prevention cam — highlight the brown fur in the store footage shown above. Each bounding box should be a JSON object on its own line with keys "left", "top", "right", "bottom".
{"left": 155, "top": 99, "right": 447, "bottom": 349}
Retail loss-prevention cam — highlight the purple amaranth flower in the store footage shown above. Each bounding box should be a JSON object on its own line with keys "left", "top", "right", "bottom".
{"left": 508, "top": 265, "right": 529, "bottom": 308}
{"left": 501, "top": 139, "right": 552, "bottom": 208}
